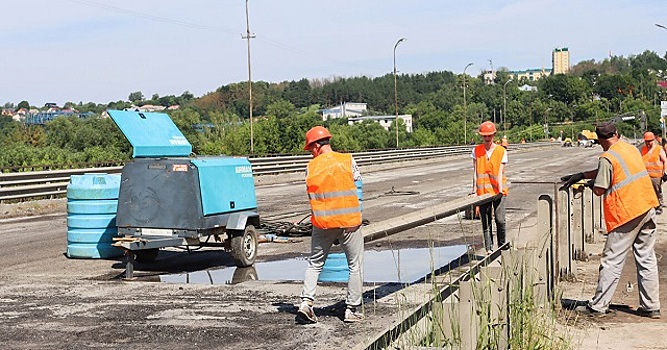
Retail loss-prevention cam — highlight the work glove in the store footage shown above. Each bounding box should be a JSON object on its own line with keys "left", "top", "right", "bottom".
{"left": 560, "top": 172, "right": 584, "bottom": 190}
{"left": 662, "top": 174, "right": 667, "bottom": 182}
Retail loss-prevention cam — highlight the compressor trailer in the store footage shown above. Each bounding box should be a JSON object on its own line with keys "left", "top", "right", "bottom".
{"left": 107, "top": 110, "right": 259, "bottom": 278}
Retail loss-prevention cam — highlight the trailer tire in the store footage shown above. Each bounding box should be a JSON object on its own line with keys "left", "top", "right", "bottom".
{"left": 230, "top": 225, "right": 257, "bottom": 267}
{"left": 135, "top": 248, "right": 159, "bottom": 263}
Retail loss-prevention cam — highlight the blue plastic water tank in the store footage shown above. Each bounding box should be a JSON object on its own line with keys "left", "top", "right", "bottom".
{"left": 318, "top": 252, "right": 349, "bottom": 282}
{"left": 66, "top": 174, "right": 123, "bottom": 259}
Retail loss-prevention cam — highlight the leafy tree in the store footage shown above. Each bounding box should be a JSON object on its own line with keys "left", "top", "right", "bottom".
{"left": 128, "top": 91, "right": 144, "bottom": 103}
{"left": 265, "top": 99, "right": 296, "bottom": 119}
{"left": 16, "top": 101, "right": 30, "bottom": 110}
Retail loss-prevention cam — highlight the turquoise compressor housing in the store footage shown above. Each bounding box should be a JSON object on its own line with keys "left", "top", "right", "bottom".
{"left": 191, "top": 157, "right": 256, "bottom": 216}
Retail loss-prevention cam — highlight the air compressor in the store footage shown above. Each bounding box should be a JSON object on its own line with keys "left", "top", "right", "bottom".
{"left": 107, "top": 110, "right": 259, "bottom": 278}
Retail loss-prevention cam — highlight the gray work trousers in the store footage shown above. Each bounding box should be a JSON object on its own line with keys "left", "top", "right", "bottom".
{"left": 650, "top": 177, "right": 663, "bottom": 207}
{"left": 589, "top": 208, "right": 660, "bottom": 313}
{"left": 300, "top": 226, "right": 364, "bottom": 307}
{"left": 479, "top": 195, "right": 507, "bottom": 252}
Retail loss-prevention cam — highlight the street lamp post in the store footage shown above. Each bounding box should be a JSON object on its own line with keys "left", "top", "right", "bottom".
{"left": 503, "top": 79, "right": 510, "bottom": 136}
{"left": 393, "top": 37, "right": 406, "bottom": 149}
{"left": 544, "top": 107, "right": 552, "bottom": 140}
{"left": 656, "top": 24, "right": 667, "bottom": 142}
{"left": 463, "top": 62, "right": 473, "bottom": 144}
{"left": 244, "top": 0, "right": 256, "bottom": 153}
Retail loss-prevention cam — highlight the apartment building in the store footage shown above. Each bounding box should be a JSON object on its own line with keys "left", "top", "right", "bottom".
{"left": 552, "top": 47, "right": 570, "bottom": 75}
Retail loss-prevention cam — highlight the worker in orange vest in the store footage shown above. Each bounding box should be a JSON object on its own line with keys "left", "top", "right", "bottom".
{"left": 297, "top": 126, "right": 364, "bottom": 324}
{"left": 501, "top": 136, "right": 509, "bottom": 149}
{"left": 561, "top": 122, "right": 660, "bottom": 318}
{"left": 640, "top": 131, "right": 667, "bottom": 214}
{"left": 472, "top": 121, "right": 508, "bottom": 254}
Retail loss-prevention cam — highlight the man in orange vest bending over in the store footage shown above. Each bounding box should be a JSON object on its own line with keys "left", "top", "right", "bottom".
{"left": 472, "top": 121, "right": 508, "bottom": 254}
{"left": 640, "top": 131, "right": 667, "bottom": 215}
{"left": 297, "top": 126, "right": 364, "bottom": 324}
{"left": 561, "top": 122, "right": 660, "bottom": 318}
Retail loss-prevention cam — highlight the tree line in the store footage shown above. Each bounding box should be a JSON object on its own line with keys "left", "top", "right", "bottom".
{"left": 2, "top": 49, "right": 667, "bottom": 171}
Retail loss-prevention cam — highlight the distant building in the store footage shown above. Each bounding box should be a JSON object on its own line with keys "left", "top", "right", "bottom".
{"left": 518, "top": 84, "right": 538, "bottom": 92}
{"left": 23, "top": 110, "right": 94, "bottom": 125}
{"left": 510, "top": 68, "right": 552, "bottom": 81}
{"left": 130, "top": 104, "right": 167, "bottom": 112}
{"left": 552, "top": 47, "right": 570, "bottom": 75}
{"left": 483, "top": 70, "right": 496, "bottom": 85}
{"left": 321, "top": 102, "right": 367, "bottom": 121}
{"left": 347, "top": 114, "right": 413, "bottom": 133}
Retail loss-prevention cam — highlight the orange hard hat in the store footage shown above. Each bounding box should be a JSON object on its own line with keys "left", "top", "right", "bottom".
{"left": 644, "top": 131, "right": 655, "bottom": 141}
{"left": 304, "top": 126, "right": 332, "bottom": 150}
{"left": 478, "top": 121, "right": 497, "bottom": 136}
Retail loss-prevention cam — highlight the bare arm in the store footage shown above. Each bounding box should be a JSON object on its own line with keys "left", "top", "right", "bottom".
{"left": 498, "top": 162, "right": 505, "bottom": 193}
{"left": 472, "top": 159, "right": 477, "bottom": 194}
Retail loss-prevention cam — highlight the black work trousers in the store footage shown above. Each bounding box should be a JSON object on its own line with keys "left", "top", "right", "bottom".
{"left": 480, "top": 195, "right": 506, "bottom": 252}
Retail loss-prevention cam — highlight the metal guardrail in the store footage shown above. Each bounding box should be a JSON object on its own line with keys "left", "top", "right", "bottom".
{"left": 0, "top": 142, "right": 556, "bottom": 202}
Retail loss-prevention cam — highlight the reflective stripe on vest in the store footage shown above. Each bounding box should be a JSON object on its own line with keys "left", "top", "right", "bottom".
{"left": 306, "top": 152, "right": 362, "bottom": 229}
{"left": 474, "top": 144, "right": 508, "bottom": 196}
{"left": 601, "top": 141, "right": 658, "bottom": 232}
{"left": 641, "top": 145, "right": 663, "bottom": 178}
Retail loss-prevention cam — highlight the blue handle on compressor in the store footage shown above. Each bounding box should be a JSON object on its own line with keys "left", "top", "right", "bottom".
{"left": 66, "top": 174, "right": 124, "bottom": 259}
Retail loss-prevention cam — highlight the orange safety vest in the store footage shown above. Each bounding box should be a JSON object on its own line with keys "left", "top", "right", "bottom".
{"left": 474, "top": 144, "right": 508, "bottom": 196}
{"left": 306, "top": 152, "right": 361, "bottom": 229}
{"left": 641, "top": 144, "right": 663, "bottom": 178}
{"left": 601, "top": 141, "right": 658, "bottom": 232}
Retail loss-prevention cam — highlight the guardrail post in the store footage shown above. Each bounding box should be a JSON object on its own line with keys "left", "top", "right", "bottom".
{"left": 480, "top": 265, "right": 507, "bottom": 349}
{"left": 571, "top": 188, "right": 585, "bottom": 261}
{"left": 537, "top": 194, "right": 555, "bottom": 300}
{"left": 583, "top": 188, "right": 594, "bottom": 244}
{"left": 556, "top": 187, "right": 576, "bottom": 280}
{"left": 458, "top": 280, "right": 477, "bottom": 350}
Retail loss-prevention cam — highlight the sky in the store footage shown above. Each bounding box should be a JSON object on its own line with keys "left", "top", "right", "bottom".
{"left": 2, "top": 0, "right": 667, "bottom": 107}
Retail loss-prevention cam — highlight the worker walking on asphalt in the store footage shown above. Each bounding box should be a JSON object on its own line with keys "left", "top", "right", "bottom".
{"left": 472, "top": 121, "right": 508, "bottom": 254}
{"left": 297, "top": 126, "right": 365, "bottom": 324}
{"left": 640, "top": 131, "right": 667, "bottom": 214}
{"left": 561, "top": 122, "right": 660, "bottom": 318}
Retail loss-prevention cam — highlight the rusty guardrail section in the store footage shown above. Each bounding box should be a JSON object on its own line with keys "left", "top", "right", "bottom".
{"left": 0, "top": 143, "right": 557, "bottom": 202}
{"left": 357, "top": 181, "right": 602, "bottom": 349}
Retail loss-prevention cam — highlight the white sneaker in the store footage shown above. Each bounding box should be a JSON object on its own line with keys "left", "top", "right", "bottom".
{"left": 344, "top": 307, "right": 364, "bottom": 323}
{"left": 296, "top": 300, "right": 317, "bottom": 324}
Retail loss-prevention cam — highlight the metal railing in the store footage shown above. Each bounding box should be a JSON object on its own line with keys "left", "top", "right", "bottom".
{"left": 0, "top": 142, "right": 556, "bottom": 202}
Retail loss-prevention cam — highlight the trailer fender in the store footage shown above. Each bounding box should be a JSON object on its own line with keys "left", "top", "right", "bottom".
{"left": 226, "top": 211, "right": 260, "bottom": 231}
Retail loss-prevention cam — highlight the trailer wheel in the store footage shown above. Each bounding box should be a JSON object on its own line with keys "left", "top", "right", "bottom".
{"left": 230, "top": 225, "right": 257, "bottom": 267}
{"left": 135, "top": 248, "right": 159, "bottom": 263}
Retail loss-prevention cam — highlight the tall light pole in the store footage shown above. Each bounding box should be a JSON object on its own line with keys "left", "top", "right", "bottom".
{"left": 544, "top": 107, "right": 552, "bottom": 140}
{"left": 393, "top": 37, "right": 406, "bottom": 149}
{"left": 463, "top": 62, "right": 473, "bottom": 144}
{"left": 243, "top": 0, "right": 256, "bottom": 153}
{"left": 656, "top": 24, "right": 667, "bottom": 142}
{"left": 503, "top": 79, "right": 511, "bottom": 136}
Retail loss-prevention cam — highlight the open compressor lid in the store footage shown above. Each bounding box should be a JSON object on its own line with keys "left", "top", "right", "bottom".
{"left": 107, "top": 109, "right": 192, "bottom": 158}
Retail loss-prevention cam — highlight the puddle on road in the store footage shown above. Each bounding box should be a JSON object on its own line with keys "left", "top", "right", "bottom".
{"left": 159, "top": 244, "right": 469, "bottom": 285}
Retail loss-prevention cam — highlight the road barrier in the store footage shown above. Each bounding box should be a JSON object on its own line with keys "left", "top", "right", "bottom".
{"left": 0, "top": 143, "right": 556, "bottom": 202}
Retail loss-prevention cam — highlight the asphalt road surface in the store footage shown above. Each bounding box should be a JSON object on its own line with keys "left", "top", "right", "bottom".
{"left": 1, "top": 145, "right": 610, "bottom": 349}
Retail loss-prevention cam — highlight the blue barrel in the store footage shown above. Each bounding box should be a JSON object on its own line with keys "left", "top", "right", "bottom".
{"left": 318, "top": 252, "right": 349, "bottom": 282}
{"left": 66, "top": 174, "right": 123, "bottom": 259}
